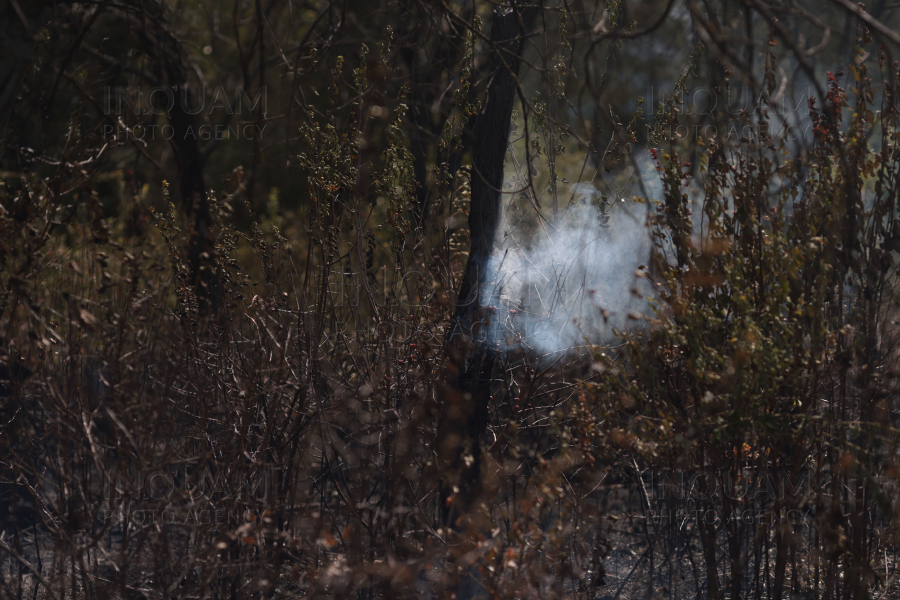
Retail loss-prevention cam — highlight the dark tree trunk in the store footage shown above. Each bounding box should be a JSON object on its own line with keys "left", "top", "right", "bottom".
{"left": 137, "top": 0, "right": 221, "bottom": 314}
{"left": 0, "top": 1, "right": 36, "bottom": 144}
{"left": 398, "top": 1, "right": 472, "bottom": 232}
{"left": 439, "top": 5, "right": 523, "bottom": 528}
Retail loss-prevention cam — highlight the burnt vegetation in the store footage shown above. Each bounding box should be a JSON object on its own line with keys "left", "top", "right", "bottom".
{"left": 3, "top": 0, "right": 900, "bottom": 598}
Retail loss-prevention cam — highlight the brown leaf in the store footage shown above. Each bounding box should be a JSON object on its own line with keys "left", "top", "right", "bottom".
{"left": 79, "top": 309, "right": 98, "bottom": 329}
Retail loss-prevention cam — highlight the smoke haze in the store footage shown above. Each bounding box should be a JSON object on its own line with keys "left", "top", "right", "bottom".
{"left": 478, "top": 182, "right": 655, "bottom": 361}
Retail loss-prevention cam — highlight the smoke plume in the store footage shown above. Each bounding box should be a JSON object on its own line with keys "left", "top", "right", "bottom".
{"left": 478, "top": 182, "right": 654, "bottom": 361}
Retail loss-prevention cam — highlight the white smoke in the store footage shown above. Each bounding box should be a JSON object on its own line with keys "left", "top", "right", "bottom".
{"left": 479, "top": 182, "right": 654, "bottom": 361}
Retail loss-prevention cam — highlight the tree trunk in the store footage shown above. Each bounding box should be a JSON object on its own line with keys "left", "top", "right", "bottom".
{"left": 0, "top": 1, "right": 36, "bottom": 141}
{"left": 136, "top": 0, "right": 221, "bottom": 314}
{"left": 439, "top": 4, "right": 523, "bottom": 529}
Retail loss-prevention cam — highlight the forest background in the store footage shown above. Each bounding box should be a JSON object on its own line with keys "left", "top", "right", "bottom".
{"left": 3, "top": 0, "right": 900, "bottom": 598}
